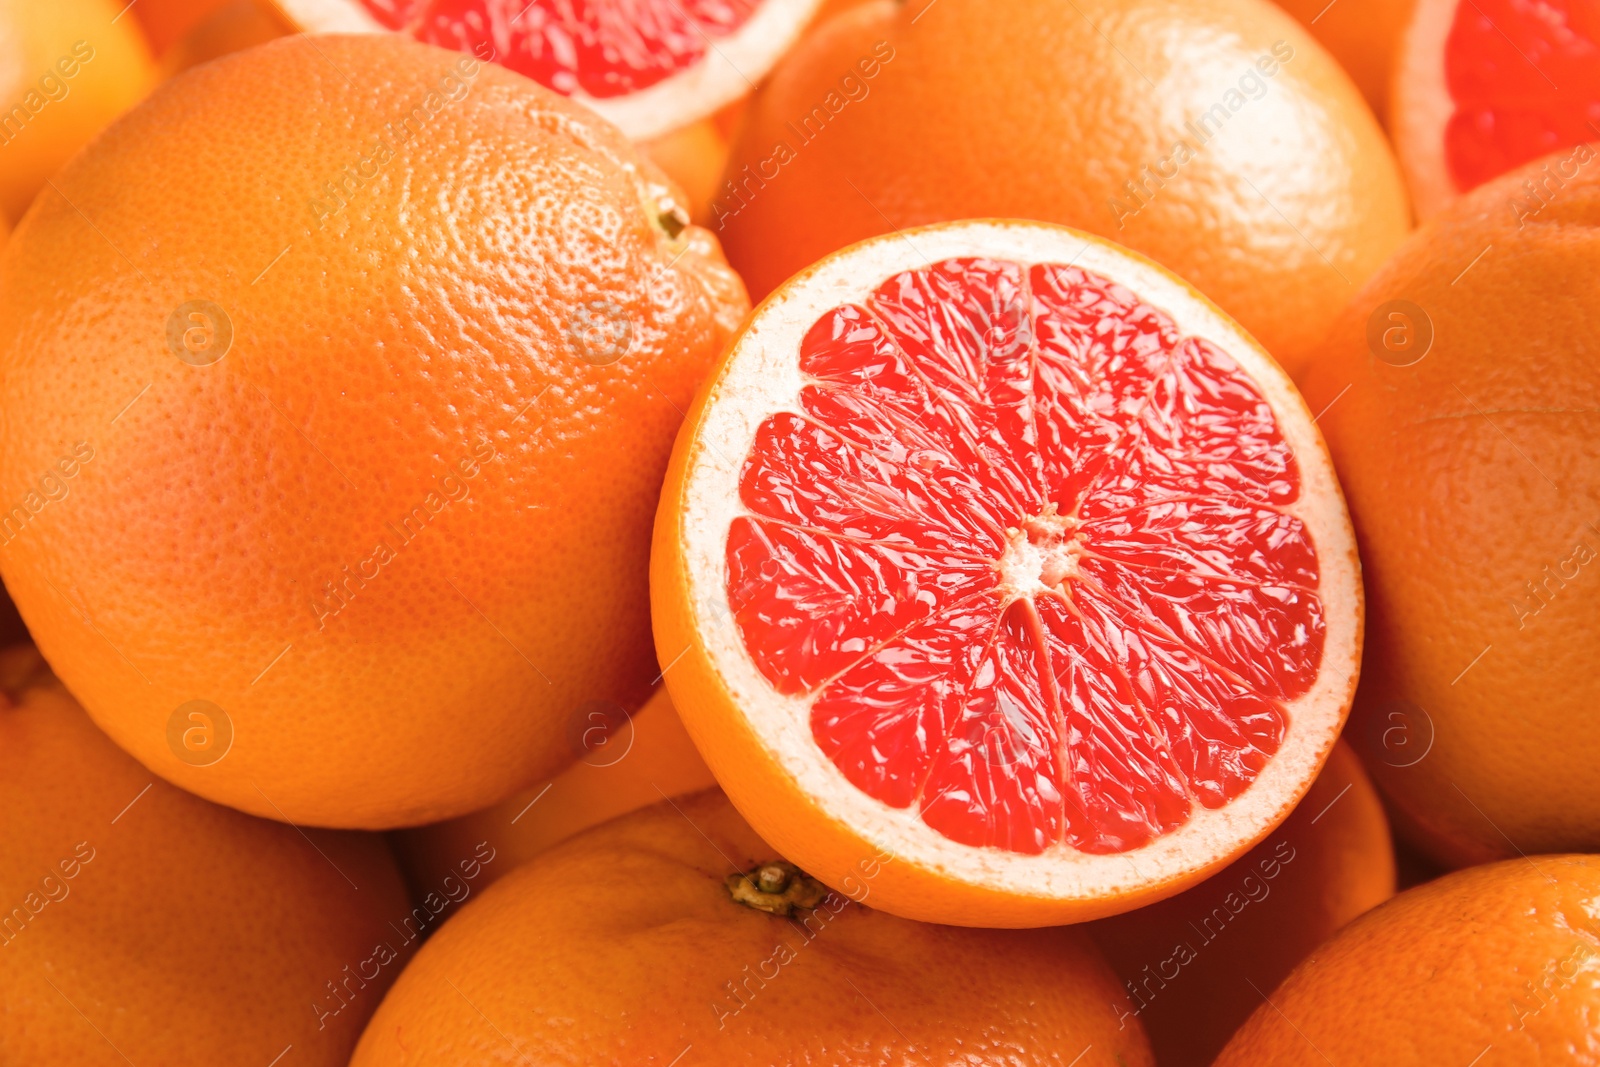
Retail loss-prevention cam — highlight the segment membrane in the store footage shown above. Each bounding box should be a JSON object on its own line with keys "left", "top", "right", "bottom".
{"left": 732, "top": 258, "right": 1324, "bottom": 854}
{"left": 365, "top": 0, "right": 760, "bottom": 96}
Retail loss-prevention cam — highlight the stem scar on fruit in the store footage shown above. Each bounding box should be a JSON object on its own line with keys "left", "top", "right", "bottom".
{"left": 725, "top": 861, "right": 830, "bottom": 916}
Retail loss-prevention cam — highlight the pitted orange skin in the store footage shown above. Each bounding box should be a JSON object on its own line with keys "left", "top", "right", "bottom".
{"left": 1215, "top": 855, "right": 1600, "bottom": 1065}
{"left": 354, "top": 789, "right": 1156, "bottom": 1067}
{"left": 0, "top": 34, "right": 748, "bottom": 829}
{"left": 0, "top": 644, "right": 413, "bottom": 1065}
{"left": 1300, "top": 155, "right": 1600, "bottom": 867}
{"left": 714, "top": 0, "right": 1410, "bottom": 380}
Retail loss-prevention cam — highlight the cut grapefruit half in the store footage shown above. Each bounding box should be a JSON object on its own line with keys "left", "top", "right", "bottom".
{"left": 652, "top": 220, "right": 1362, "bottom": 928}
{"left": 268, "top": 0, "right": 823, "bottom": 141}
{"left": 1394, "top": 0, "right": 1600, "bottom": 218}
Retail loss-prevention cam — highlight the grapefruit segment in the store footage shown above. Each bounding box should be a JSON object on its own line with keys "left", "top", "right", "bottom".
{"left": 270, "top": 0, "right": 822, "bottom": 140}
{"left": 1395, "top": 0, "right": 1600, "bottom": 217}
{"left": 654, "top": 220, "right": 1361, "bottom": 926}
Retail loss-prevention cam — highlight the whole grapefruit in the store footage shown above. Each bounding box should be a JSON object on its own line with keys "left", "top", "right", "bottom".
{"left": 354, "top": 789, "right": 1156, "bottom": 1066}
{"left": 0, "top": 33, "right": 748, "bottom": 829}
{"left": 713, "top": 0, "right": 1411, "bottom": 380}
{"left": 0, "top": 643, "right": 413, "bottom": 1065}
{"left": 1301, "top": 151, "right": 1600, "bottom": 866}
{"left": 1215, "top": 855, "right": 1600, "bottom": 1065}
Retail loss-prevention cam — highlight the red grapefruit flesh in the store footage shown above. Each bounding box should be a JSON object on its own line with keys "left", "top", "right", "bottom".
{"left": 734, "top": 264, "right": 1319, "bottom": 854}
{"left": 1396, "top": 0, "right": 1600, "bottom": 217}
{"left": 271, "top": 0, "right": 822, "bottom": 139}
{"left": 654, "top": 221, "right": 1361, "bottom": 926}
{"left": 361, "top": 0, "right": 755, "bottom": 96}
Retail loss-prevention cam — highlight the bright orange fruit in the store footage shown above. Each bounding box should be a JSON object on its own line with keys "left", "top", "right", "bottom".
{"left": 1089, "top": 740, "right": 1395, "bottom": 1067}
{"left": 353, "top": 789, "right": 1156, "bottom": 1066}
{"left": 0, "top": 644, "right": 413, "bottom": 1065}
{"left": 0, "top": 0, "right": 155, "bottom": 223}
{"left": 714, "top": 0, "right": 1411, "bottom": 381}
{"left": 653, "top": 219, "right": 1362, "bottom": 927}
{"left": 1215, "top": 855, "right": 1600, "bottom": 1065}
{"left": 0, "top": 34, "right": 747, "bottom": 830}
{"left": 1301, "top": 151, "right": 1600, "bottom": 867}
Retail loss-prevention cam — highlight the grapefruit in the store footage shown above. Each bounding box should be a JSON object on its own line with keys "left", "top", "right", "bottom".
{"left": 0, "top": 33, "right": 748, "bottom": 830}
{"left": 391, "top": 685, "right": 717, "bottom": 903}
{"left": 652, "top": 219, "right": 1363, "bottom": 928}
{"left": 0, "top": 0, "right": 155, "bottom": 223}
{"left": 1300, "top": 152, "right": 1600, "bottom": 866}
{"left": 714, "top": 0, "right": 1411, "bottom": 381}
{"left": 1089, "top": 740, "right": 1395, "bottom": 1067}
{"left": 0, "top": 644, "right": 413, "bottom": 1065}
{"left": 353, "top": 789, "right": 1156, "bottom": 1066}
{"left": 1214, "top": 855, "right": 1600, "bottom": 1065}
{"left": 1394, "top": 0, "right": 1600, "bottom": 218}
{"left": 267, "top": 0, "right": 824, "bottom": 142}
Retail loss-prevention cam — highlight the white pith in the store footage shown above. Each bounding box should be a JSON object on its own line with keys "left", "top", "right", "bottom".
{"left": 269, "top": 0, "right": 824, "bottom": 141}
{"left": 1394, "top": 0, "right": 1465, "bottom": 220}
{"left": 997, "top": 509, "right": 1084, "bottom": 598}
{"left": 674, "top": 220, "right": 1361, "bottom": 907}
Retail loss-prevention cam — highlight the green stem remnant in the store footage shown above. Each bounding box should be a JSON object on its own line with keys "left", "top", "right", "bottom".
{"left": 725, "top": 861, "right": 829, "bottom": 917}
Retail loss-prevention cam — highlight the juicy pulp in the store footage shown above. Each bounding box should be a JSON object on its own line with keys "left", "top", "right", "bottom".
{"left": 1443, "top": 0, "right": 1600, "bottom": 191}
{"left": 726, "top": 258, "right": 1325, "bottom": 855}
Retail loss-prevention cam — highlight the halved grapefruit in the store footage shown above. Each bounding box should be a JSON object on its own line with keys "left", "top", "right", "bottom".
{"left": 652, "top": 220, "right": 1362, "bottom": 928}
{"left": 1394, "top": 0, "right": 1600, "bottom": 218}
{"left": 268, "top": 0, "right": 823, "bottom": 142}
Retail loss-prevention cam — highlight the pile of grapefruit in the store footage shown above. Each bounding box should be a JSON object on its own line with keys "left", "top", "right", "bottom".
{"left": 2, "top": 0, "right": 1598, "bottom": 1063}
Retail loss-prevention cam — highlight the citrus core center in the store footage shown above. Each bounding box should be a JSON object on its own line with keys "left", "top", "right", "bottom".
{"left": 997, "top": 506, "right": 1083, "bottom": 597}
